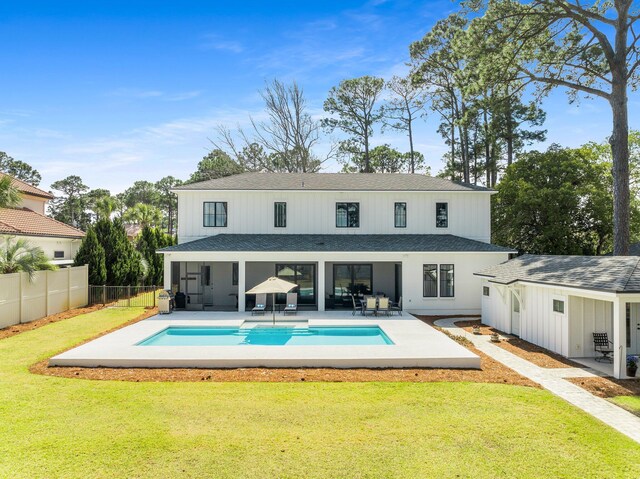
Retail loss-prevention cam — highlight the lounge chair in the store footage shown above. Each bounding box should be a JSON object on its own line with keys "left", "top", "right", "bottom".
{"left": 593, "top": 332, "right": 613, "bottom": 362}
{"left": 284, "top": 292, "right": 298, "bottom": 315}
{"left": 364, "top": 297, "right": 377, "bottom": 316}
{"left": 391, "top": 297, "right": 402, "bottom": 316}
{"left": 252, "top": 293, "right": 267, "bottom": 315}
{"left": 378, "top": 297, "right": 390, "bottom": 316}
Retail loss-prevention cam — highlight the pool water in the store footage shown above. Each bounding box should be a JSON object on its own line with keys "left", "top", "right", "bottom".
{"left": 138, "top": 326, "right": 394, "bottom": 346}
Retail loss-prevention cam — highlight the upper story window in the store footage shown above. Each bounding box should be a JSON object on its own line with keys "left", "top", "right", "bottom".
{"left": 483, "top": 286, "right": 490, "bottom": 297}
{"left": 436, "top": 202, "right": 448, "bottom": 228}
{"left": 423, "top": 264, "right": 437, "bottom": 297}
{"left": 394, "top": 202, "right": 407, "bottom": 228}
{"left": 439, "top": 264, "right": 455, "bottom": 297}
{"left": 203, "top": 202, "right": 227, "bottom": 227}
{"left": 336, "top": 202, "right": 359, "bottom": 228}
{"left": 53, "top": 251, "right": 64, "bottom": 259}
{"left": 274, "top": 202, "right": 286, "bottom": 228}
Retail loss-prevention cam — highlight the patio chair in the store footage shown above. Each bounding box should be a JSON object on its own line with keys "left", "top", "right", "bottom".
{"left": 390, "top": 297, "right": 402, "bottom": 316}
{"left": 350, "top": 294, "right": 359, "bottom": 316}
{"left": 378, "top": 297, "right": 390, "bottom": 316}
{"left": 364, "top": 297, "right": 377, "bottom": 316}
{"left": 592, "top": 332, "right": 614, "bottom": 363}
{"left": 284, "top": 293, "right": 298, "bottom": 315}
{"left": 252, "top": 293, "right": 267, "bottom": 315}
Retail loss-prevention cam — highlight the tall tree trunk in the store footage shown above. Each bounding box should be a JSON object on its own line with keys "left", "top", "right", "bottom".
{"left": 364, "top": 129, "right": 371, "bottom": 173}
{"left": 483, "top": 109, "right": 491, "bottom": 186}
{"left": 450, "top": 121, "right": 456, "bottom": 180}
{"left": 408, "top": 117, "right": 415, "bottom": 174}
{"left": 610, "top": 69, "right": 630, "bottom": 255}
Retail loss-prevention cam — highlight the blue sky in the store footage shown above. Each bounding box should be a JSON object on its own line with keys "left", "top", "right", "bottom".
{"left": 0, "top": 1, "right": 634, "bottom": 193}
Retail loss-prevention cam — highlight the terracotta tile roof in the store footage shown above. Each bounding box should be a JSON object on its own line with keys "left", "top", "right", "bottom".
{"left": 0, "top": 207, "right": 85, "bottom": 239}
{"left": 0, "top": 173, "right": 54, "bottom": 199}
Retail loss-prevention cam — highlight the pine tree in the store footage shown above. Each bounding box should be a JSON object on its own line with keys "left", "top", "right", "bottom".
{"left": 73, "top": 227, "right": 107, "bottom": 284}
{"left": 93, "top": 217, "right": 142, "bottom": 286}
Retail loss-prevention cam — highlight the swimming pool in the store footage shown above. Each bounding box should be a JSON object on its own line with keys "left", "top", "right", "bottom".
{"left": 138, "top": 326, "right": 394, "bottom": 346}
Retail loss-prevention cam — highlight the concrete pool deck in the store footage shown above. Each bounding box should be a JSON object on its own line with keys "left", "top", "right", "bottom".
{"left": 49, "top": 311, "right": 480, "bottom": 369}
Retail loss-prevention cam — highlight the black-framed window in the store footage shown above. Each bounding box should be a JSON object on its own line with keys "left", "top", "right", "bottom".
{"left": 336, "top": 202, "right": 359, "bottom": 228}
{"left": 53, "top": 251, "right": 64, "bottom": 259}
{"left": 440, "top": 264, "right": 454, "bottom": 297}
{"left": 274, "top": 202, "right": 286, "bottom": 228}
{"left": 394, "top": 202, "right": 407, "bottom": 228}
{"left": 436, "top": 202, "right": 448, "bottom": 228}
{"left": 483, "top": 286, "right": 490, "bottom": 297}
{"left": 423, "top": 264, "right": 437, "bottom": 297}
{"left": 552, "top": 299, "right": 565, "bottom": 314}
{"left": 203, "top": 202, "right": 227, "bottom": 227}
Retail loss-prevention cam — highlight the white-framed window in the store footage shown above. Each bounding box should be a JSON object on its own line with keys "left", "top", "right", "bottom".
{"left": 552, "top": 298, "right": 565, "bottom": 314}
{"left": 53, "top": 251, "right": 65, "bottom": 259}
{"left": 483, "top": 286, "right": 490, "bottom": 297}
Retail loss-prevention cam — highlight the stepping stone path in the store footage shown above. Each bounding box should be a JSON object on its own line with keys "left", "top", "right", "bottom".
{"left": 435, "top": 318, "right": 640, "bottom": 444}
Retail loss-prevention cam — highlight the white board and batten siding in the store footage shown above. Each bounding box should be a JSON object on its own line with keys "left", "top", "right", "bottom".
{"left": 481, "top": 280, "right": 616, "bottom": 359}
{"left": 0, "top": 265, "right": 89, "bottom": 328}
{"left": 176, "top": 190, "right": 491, "bottom": 244}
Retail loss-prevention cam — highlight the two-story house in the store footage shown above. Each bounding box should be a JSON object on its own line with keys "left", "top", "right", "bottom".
{"left": 159, "top": 172, "right": 514, "bottom": 313}
{"left": 0, "top": 173, "right": 84, "bottom": 265}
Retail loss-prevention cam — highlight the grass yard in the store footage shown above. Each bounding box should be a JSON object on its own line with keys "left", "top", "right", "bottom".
{"left": 611, "top": 395, "right": 640, "bottom": 416}
{"left": 1, "top": 309, "right": 640, "bottom": 479}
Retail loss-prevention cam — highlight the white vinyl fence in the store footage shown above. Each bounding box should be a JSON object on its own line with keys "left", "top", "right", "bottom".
{"left": 0, "top": 265, "right": 89, "bottom": 328}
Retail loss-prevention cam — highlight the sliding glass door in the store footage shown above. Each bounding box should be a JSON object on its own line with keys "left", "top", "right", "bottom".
{"left": 275, "top": 264, "right": 316, "bottom": 305}
{"left": 333, "top": 264, "right": 373, "bottom": 306}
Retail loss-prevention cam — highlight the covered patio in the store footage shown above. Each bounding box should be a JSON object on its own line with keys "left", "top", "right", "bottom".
{"left": 167, "top": 258, "right": 402, "bottom": 312}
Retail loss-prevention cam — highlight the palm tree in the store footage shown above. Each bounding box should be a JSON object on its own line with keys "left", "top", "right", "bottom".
{"left": 0, "top": 175, "right": 21, "bottom": 208}
{"left": 0, "top": 236, "right": 55, "bottom": 279}
{"left": 93, "top": 196, "right": 117, "bottom": 221}
{"left": 123, "top": 203, "right": 162, "bottom": 228}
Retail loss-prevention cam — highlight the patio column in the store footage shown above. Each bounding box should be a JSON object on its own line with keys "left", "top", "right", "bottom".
{"left": 317, "top": 260, "right": 325, "bottom": 312}
{"left": 612, "top": 297, "right": 627, "bottom": 379}
{"left": 163, "top": 255, "right": 172, "bottom": 290}
{"left": 237, "top": 260, "right": 246, "bottom": 313}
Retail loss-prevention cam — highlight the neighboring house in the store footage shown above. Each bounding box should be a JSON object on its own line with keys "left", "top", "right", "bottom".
{"left": 0, "top": 174, "right": 85, "bottom": 266}
{"left": 476, "top": 254, "right": 640, "bottom": 379}
{"left": 125, "top": 224, "right": 143, "bottom": 241}
{"left": 159, "top": 172, "right": 513, "bottom": 313}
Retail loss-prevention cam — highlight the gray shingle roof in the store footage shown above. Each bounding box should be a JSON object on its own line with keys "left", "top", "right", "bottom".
{"left": 174, "top": 172, "right": 493, "bottom": 192}
{"left": 475, "top": 254, "right": 640, "bottom": 293}
{"left": 159, "top": 234, "right": 513, "bottom": 253}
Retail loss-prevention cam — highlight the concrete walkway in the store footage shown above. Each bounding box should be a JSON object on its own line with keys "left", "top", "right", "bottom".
{"left": 434, "top": 318, "right": 640, "bottom": 444}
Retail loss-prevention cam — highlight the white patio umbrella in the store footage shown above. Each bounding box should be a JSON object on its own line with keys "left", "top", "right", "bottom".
{"left": 246, "top": 276, "right": 298, "bottom": 324}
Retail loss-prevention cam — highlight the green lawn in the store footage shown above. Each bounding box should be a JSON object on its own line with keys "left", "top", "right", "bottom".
{"left": 611, "top": 395, "right": 640, "bottom": 416}
{"left": 1, "top": 308, "right": 640, "bottom": 479}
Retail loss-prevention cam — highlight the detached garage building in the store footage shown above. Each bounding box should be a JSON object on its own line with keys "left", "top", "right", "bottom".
{"left": 476, "top": 254, "right": 640, "bottom": 379}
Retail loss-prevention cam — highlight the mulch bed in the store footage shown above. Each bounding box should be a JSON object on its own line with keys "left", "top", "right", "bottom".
{"left": 31, "top": 314, "right": 539, "bottom": 387}
{"left": 455, "top": 319, "right": 582, "bottom": 369}
{"left": 566, "top": 376, "right": 640, "bottom": 398}
{"left": 0, "top": 304, "right": 107, "bottom": 340}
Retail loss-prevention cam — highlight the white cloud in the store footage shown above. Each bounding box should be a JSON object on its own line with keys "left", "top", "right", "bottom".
{"left": 199, "top": 34, "right": 244, "bottom": 53}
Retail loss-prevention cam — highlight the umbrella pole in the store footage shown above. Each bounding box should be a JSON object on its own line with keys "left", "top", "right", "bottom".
{"left": 272, "top": 292, "right": 276, "bottom": 325}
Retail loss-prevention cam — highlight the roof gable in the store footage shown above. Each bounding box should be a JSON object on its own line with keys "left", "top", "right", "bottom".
{"left": 0, "top": 173, "right": 53, "bottom": 199}
{"left": 174, "top": 172, "right": 493, "bottom": 193}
